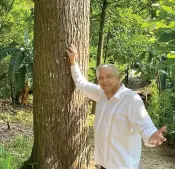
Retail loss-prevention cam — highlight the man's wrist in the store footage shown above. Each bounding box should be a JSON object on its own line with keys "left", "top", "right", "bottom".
{"left": 70, "top": 59, "right": 76, "bottom": 66}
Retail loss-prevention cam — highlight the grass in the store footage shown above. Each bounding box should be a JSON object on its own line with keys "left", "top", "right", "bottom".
{"left": 0, "top": 104, "right": 33, "bottom": 169}
{"left": 0, "top": 145, "right": 12, "bottom": 169}
{"left": 0, "top": 135, "right": 33, "bottom": 169}
{"left": 0, "top": 101, "right": 96, "bottom": 169}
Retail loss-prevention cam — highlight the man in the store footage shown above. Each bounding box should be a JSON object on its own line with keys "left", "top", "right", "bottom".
{"left": 66, "top": 44, "right": 166, "bottom": 169}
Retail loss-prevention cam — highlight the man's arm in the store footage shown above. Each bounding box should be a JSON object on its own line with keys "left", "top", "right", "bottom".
{"left": 66, "top": 44, "right": 102, "bottom": 102}
{"left": 128, "top": 94, "right": 166, "bottom": 146}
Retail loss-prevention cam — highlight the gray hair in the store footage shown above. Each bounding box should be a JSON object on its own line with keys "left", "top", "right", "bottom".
{"left": 96, "top": 63, "right": 120, "bottom": 80}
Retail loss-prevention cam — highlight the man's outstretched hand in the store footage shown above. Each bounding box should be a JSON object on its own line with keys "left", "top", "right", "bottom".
{"left": 66, "top": 44, "right": 78, "bottom": 66}
{"left": 148, "top": 126, "right": 166, "bottom": 146}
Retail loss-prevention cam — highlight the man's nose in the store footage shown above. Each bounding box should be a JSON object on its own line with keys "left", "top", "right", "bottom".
{"left": 103, "top": 78, "right": 108, "bottom": 83}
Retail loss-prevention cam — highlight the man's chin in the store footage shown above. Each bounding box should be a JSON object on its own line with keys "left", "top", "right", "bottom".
{"left": 103, "top": 88, "right": 110, "bottom": 93}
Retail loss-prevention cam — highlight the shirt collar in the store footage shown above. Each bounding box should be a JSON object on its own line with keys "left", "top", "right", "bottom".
{"left": 114, "top": 83, "right": 126, "bottom": 99}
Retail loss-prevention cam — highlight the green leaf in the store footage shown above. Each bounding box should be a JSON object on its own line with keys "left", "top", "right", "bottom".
{"left": 25, "top": 52, "right": 33, "bottom": 64}
{"left": 171, "top": 66, "right": 175, "bottom": 81}
{"left": 0, "top": 47, "right": 19, "bottom": 60}
{"left": 158, "top": 70, "right": 168, "bottom": 75}
{"left": 167, "top": 40, "right": 175, "bottom": 46}
{"left": 26, "top": 63, "right": 33, "bottom": 79}
{"left": 157, "top": 63, "right": 167, "bottom": 70}
{"left": 8, "top": 56, "right": 16, "bottom": 80}
{"left": 139, "top": 51, "right": 146, "bottom": 60}
{"left": 151, "top": 3, "right": 160, "bottom": 7}
{"left": 14, "top": 66, "right": 26, "bottom": 92}
{"left": 0, "top": 73, "right": 6, "bottom": 81}
{"left": 157, "top": 31, "right": 175, "bottom": 42}
{"left": 167, "top": 53, "right": 175, "bottom": 58}
{"left": 164, "top": 58, "right": 175, "bottom": 65}
{"left": 13, "top": 51, "right": 25, "bottom": 72}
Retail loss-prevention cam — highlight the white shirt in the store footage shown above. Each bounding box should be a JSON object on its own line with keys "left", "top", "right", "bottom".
{"left": 71, "top": 64, "right": 157, "bottom": 169}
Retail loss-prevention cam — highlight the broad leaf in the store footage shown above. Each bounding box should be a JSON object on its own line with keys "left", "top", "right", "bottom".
{"left": 167, "top": 53, "right": 175, "bottom": 59}
{"left": 14, "top": 66, "right": 26, "bottom": 92}
{"left": 13, "top": 51, "right": 25, "bottom": 72}
{"left": 0, "top": 47, "right": 19, "bottom": 60}
{"left": 171, "top": 66, "right": 175, "bottom": 81}
{"left": 164, "top": 58, "right": 175, "bottom": 65}
{"left": 8, "top": 55, "right": 16, "bottom": 80}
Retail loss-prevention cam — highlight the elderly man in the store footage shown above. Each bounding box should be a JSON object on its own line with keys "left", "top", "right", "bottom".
{"left": 66, "top": 44, "right": 166, "bottom": 169}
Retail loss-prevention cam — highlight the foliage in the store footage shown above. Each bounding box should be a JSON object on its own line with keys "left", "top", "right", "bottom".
{"left": 148, "top": 82, "right": 175, "bottom": 145}
{"left": 0, "top": 56, "right": 11, "bottom": 98}
{"left": 0, "top": 40, "right": 33, "bottom": 100}
{"left": 0, "top": 106, "right": 33, "bottom": 169}
{"left": 0, "top": 0, "right": 34, "bottom": 47}
{"left": 141, "top": 0, "right": 175, "bottom": 81}
{"left": 144, "top": 1, "right": 175, "bottom": 145}
{"left": 105, "top": 6, "right": 148, "bottom": 64}
{"left": 0, "top": 145, "right": 11, "bottom": 169}
{"left": 0, "top": 135, "right": 33, "bottom": 169}
{"left": 90, "top": 0, "right": 155, "bottom": 84}
{"left": 0, "top": 0, "right": 34, "bottom": 99}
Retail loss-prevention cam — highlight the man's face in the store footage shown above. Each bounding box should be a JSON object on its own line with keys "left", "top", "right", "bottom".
{"left": 98, "top": 67, "right": 120, "bottom": 94}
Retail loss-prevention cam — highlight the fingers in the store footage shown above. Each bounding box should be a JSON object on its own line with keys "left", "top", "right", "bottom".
{"left": 71, "top": 44, "right": 77, "bottom": 50}
{"left": 161, "top": 136, "right": 166, "bottom": 142}
{"left": 157, "top": 136, "right": 166, "bottom": 145}
{"left": 149, "top": 135, "right": 166, "bottom": 146}
{"left": 150, "top": 140, "right": 162, "bottom": 146}
{"left": 66, "top": 50, "right": 70, "bottom": 56}
{"left": 69, "top": 47, "right": 75, "bottom": 53}
{"left": 66, "top": 44, "right": 77, "bottom": 57}
{"left": 67, "top": 44, "right": 77, "bottom": 54}
{"left": 158, "top": 126, "right": 166, "bottom": 134}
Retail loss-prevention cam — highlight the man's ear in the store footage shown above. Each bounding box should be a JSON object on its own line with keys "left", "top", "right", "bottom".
{"left": 118, "top": 74, "right": 121, "bottom": 80}
{"left": 119, "top": 74, "right": 125, "bottom": 82}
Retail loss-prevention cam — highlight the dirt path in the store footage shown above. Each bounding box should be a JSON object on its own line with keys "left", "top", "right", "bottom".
{"left": 140, "top": 144, "right": 175, "bottom": 169}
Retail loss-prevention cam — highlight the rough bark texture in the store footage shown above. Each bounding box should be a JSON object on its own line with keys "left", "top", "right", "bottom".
{"left": 33, "top": 0, "right": 90, "bottom": 168}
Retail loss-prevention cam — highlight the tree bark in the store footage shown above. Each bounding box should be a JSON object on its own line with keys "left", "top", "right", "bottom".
{"left": 91, "top": 0, "right": 108, "bottom": 114}
{"left": 104, "top": 30, "right": 111, "bottom": 63}
{"left": 32, "top": 0, "right": 90, "bottom": 169}
{"left": 125, "top": 66, "right": 129, "bottom": 87}
{"left": 21, "top": 81, "right": 29, "bottom": 105}
{"left": 96, "top": 0, "right": 108, "bottom": 66}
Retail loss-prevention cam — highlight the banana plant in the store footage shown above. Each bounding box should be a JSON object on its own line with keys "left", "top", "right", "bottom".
{"left": 0, "top": 40, "right": 33, "bottom": 104}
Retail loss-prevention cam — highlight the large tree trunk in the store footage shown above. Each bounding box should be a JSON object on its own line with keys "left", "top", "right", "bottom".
{"left": 32, "top": 0, "right": 90, "bottom": 169}
{"left": 91, "top": 0, "right": 108, "bottom": 114}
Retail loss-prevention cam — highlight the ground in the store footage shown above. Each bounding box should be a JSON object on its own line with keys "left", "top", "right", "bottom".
{"left": 140, "top": 144, "right": 175, "bottom": 169}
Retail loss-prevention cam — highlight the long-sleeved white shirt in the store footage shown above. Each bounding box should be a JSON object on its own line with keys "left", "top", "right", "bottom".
{"left": 71, "top": 64, "right": 157, "bottom": 169}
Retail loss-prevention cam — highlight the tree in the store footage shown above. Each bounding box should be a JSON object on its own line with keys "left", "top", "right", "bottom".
{"left": 91, "top": 0, "right": 108, "bottom": 114}
{"left": 32, "top": 0, "right": 90, "bottom": 169}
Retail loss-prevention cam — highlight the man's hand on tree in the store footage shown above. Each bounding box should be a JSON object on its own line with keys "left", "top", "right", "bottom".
{"left": 66, "top": 44, "right": 77, "bottom": 66}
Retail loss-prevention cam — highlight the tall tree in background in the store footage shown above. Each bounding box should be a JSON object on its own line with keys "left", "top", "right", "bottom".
{"left": 91, "top": 0, "right": 108, "bottom": 114}
{"left": 32, "top": 0, "right": 90, "bottom": 168}
{"left": 96, "top": 0, "right": 108, "bottom": 66}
